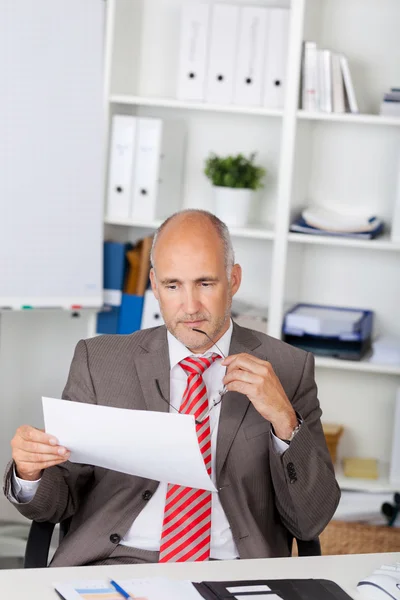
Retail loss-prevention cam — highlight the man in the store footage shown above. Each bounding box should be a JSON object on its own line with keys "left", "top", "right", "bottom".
{"left": 3, "top": 209, "right": 340, "bottom": 566}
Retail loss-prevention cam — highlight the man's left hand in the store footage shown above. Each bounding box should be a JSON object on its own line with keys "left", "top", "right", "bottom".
{"left": 222, "top": 353, "right": 298, "bottom": 440}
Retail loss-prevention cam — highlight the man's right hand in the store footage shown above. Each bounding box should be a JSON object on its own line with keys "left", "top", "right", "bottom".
{"left": 11, "top": 425, "right": 70, "bottom": 481}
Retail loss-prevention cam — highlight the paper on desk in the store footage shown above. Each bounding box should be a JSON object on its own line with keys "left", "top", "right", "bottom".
{"left": 42, "top": 397, "right": 216, "bottom": 492}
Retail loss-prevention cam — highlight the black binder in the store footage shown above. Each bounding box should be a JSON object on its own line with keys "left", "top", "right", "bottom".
{"left": 193, "top": 578, "right": 354, "bottom": 600}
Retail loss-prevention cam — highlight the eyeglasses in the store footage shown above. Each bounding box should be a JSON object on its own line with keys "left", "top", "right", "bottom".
{"left": 155, "top": 327, "right": 228, "bottom": 425}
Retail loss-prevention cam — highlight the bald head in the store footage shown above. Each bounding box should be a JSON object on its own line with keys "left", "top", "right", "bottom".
{"left": 151, "top": 210, "right": 235, "bottom": 277}
{"left": 149, "top": 210, "right": 241, "bottom": 352}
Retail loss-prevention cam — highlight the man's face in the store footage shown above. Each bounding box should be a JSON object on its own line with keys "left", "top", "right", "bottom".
{"left": 150, "top": 224, "right": 241, "bottom": 352}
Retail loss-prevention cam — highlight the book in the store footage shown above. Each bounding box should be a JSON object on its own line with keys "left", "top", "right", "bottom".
{"left": 339, "top": 54, "right": 359, "bottom": 113}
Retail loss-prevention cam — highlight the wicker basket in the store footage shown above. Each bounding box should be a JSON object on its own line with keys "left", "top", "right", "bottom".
{"left": 323, "top": 423, "right": 344, "bottom": 465}
{"left": 320, "top": 520, "right": 400, "bottom": 555}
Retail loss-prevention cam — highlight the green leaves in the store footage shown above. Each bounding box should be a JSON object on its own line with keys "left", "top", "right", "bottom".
{"left": 204, "top": 152, "right": 266, "bottom": 190}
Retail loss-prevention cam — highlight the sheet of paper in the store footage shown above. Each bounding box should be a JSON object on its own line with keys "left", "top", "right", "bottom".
{"left": 55, "top": 578, "right": 202, "bottom": 600}
{"left": 227, "top": 586, "right": 272, "bottom": 593}
{"left": 43, "top": 397, "right": 216, "bottom": 492}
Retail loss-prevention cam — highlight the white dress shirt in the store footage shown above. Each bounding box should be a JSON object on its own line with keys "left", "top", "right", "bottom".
{"left": 12, "top": 320, "right": 288, "bottom": 559}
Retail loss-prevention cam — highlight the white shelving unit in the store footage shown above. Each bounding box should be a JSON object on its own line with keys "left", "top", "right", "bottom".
{"left": 104, "top": 0, "right": 400, "bottom": 492}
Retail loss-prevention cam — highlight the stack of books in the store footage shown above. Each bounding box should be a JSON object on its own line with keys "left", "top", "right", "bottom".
{"left": 290, "top": 205, "right": 384, "bottom": 240}
{"left": 301, "top": 41, "right": 358, "bottom": 114}
{"left": 380, "top": 88, "right": 400, "bottom": 117}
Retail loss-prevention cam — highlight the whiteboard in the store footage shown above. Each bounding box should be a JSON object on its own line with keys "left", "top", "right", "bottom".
{"left": 0, "top": 0, "right": 105, "bottom": 308}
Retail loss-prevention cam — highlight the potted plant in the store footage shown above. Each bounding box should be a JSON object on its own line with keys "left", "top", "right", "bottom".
{"left": 204, "top": 152, "right": 266, "bottom": 227}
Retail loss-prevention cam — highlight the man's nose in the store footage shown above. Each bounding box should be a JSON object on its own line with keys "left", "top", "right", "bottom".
{"left": 182, "top": 289, "right": 201, "bottom": 314}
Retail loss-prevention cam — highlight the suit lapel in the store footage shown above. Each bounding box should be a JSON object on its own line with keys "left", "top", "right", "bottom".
{"left": 133, "top": 327, "right": 170, "bottom": 413}
{"left": 216, "top": 322, "right": 265, "bottom": 480}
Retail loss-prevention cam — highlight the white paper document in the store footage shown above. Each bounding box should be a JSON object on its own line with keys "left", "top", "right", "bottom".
{"left": 42, "top": 397, "right": 216, "bottom": 492}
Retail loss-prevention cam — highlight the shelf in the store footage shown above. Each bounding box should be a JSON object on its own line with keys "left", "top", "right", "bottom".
{"left": 298, "top": 110, "right": 400, "bottom": 127}
{"left": 315, "top": 356, "right": 400, "bottom": 376}
{"left": 288, "top": 232, "right": 400, "bottom": 251}
{"left": 110, "top": 95, "right": 283, "bottom": 118}
{"left": 104, "top": 217, "right": 276, "bottom": 240}
{"left": 335, "top": 462, "right": 399, "bottom": 493}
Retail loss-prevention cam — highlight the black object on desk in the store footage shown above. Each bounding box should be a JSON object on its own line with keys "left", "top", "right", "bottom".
{"left": 194, "top": 578, "right": 353, "bottom": 600}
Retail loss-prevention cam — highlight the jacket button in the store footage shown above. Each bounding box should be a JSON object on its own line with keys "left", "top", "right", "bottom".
{"left": 109, "top": 533, "right": 121, "bottom": 544}
{"left": 142, "top": 490, "right": 153, "bottom": 501}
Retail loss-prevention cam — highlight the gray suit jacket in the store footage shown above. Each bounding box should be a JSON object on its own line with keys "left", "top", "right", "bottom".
{"left": 3, "top": 323, "right": 340, "bottom": 566}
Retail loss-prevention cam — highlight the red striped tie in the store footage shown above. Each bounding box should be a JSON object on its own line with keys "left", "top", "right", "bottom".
{"left": 159, "top": 353, "right": 220, "bottom": 563}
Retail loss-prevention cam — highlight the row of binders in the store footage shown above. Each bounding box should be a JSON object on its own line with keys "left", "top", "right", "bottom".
{"left": 96, "top": 240, "right": 162, "bottom": 335}
{"left": 177, "top": 3, "right": 290, "bottom": 108}
{"left": 106, "top": 116, "right": 186, "bottom": 223}
{"left": 301, "top": 42, "right": 358, "bottom": 114}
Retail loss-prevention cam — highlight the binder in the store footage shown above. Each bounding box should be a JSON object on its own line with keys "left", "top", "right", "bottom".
{"left": 131, "top": 118, "right": 163, "bottom": 223}
{"left": 340, "top": 54, "right": 358, "bottom": 113}
{"left": 176, "top": 3, "right": 210, "bottom": 101}
{"left": 318, "top": 49, "right": 333, "bottom": 113}
{"left": 117, "top": 294, "right": 145, "bottom": 334}
{"left": 194, "top": 578, "right": 353, "bottom": 600}
{"left": 106, "top": 115, "right": 136, "bottom": 220}
{"left": 102, "top": 241, "right": 131, "bottom": 307}
{"left": 233, "top": 7, "right": 268, "bottom": 106}
{"left": 331, "top": 53, "right": 345, "bottom": 113}
{"left": 205, "top": 4, "right": 239, "bottom": 104}
{"left": 263, "top": 8, "right": 290, "bottom": 110}
{"left": 391, "top": 152, "right": 400, "bottom": 242}
{"left": 141, "top": 289, "right": 164, "bottom": 329}
{"left": 301, "top": 41, "right": 319, "bottom": 111}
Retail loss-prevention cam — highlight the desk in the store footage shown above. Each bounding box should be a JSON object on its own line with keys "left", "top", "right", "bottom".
{"left": 0, "top": 553, "right": 399, "bottom": 600}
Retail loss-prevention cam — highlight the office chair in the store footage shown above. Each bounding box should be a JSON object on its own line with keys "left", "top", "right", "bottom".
{"left": 24, "top": 519, "right": 321, "bottom": 568}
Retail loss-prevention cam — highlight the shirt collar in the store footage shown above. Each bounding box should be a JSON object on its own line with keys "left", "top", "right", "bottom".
{"left": 167, "top": 320, "right": 233, "bottom": 370}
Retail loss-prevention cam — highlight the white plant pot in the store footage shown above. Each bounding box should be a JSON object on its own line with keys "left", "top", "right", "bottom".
{"left": 213, "top": 186, "right": 253, "bottom": 227}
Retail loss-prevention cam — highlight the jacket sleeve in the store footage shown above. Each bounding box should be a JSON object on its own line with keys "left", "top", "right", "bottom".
{"left": 3, "top": 339, "right": 95, "bottom": 523}
{"left": 269, "top": 351, "right": 341, "bottom": 540}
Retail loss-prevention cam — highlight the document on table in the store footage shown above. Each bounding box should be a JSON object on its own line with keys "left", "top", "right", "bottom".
{"left": 42, "top": 397, "right": 216, "bottom": 492}
{"left": 54, "top": 578, "right": 202, "bottom": 600}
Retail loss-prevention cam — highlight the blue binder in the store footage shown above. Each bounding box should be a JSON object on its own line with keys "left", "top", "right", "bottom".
{"left": 97, "top": 241, "right": 132, "bottom": 335}
{"left": 117, "top": 294, "right": 145, "bottom": 334}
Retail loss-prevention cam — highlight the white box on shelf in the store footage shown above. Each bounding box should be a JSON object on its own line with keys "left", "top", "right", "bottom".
{"left": 391, "top": 152, "right": 400, "bottom": 242}
{"left": 106, "top": 115, "right": 136, "bottom": 220}
{"left": 205, "top": 4, "right": 239, "bottom": 104}
{"left": 263, "top": 8, "right": 290, "bottom": 110}
{"left": 131, "top": 118, "right": 162, "bottom": 223}
{"left": 389, "top": 388, "right": 400, "bottom": 486}
{"left": 141, "top": 289, "right": 164, "bottom": 329}
{"left": 233, "top": 6, "right": 267, "bottom": 107}
{"left": 176, "top": 4, "right": 210, "bottom": 102}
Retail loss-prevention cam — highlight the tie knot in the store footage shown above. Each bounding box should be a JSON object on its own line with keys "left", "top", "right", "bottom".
{"left": 179, "top": 353, "right": 221, "bottom": 376}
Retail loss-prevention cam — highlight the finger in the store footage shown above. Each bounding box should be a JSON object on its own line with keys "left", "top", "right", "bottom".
{"left": 223, "top": 354, "right": 268, "bottom": 376}
{"left": 18, "top": 426, "right": 58, "bottom": 446}
{"left": 15, "top": 450, "right": 70, "bottom": 464}
{"left": 225, "top": 380, "right": 254, "bottom": 396}
{"left": 17, "top": 440, "right": 68, "bottom": 457}
{"left": 223, "top": 369, "right": 262, "bottom": 386}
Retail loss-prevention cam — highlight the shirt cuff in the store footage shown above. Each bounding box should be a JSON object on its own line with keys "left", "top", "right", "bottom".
{"left": 11, "top": 466, "right": 41, "bottom": 503}
{"left": 271, "top": 432, "right": 290, "bottom": 455}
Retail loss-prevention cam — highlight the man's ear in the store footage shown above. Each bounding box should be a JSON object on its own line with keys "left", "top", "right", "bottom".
{"left": 150, "top": 268, "right": 159, "bottom": 300}
{"left": 231, "top": 264, "right": 242, "bottom": 296}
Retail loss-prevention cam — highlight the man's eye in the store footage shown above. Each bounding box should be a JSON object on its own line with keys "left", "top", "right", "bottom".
{"left": 201, "top": 282, "right": 213, "bottom": 287}
{"left": 166, "top": 285, "right": 177, "bottom": 290}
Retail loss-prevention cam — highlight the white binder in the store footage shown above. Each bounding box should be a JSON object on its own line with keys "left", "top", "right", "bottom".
{"left": 392, "top": 152, "right": 400, "bottom": 242}
{"left": 106, "top": 115, "right": 136, "bottom": 220}
{"left": 176, "top": 3, "right": 210, "bottom": 101}
{"left": 263, "top": 8, "right": 290, "bottom": 110}
{"left": 233, "top": 7, "right": 268, "bottom": 106}
{"left": 205, "top": 4, "right": 239, "bottom": 104}
{"left": 131, "top": 118, "right": 163, "bottom": 223}
{"left": 141, "top": 289, "right": 164, "bottom": 330}
{"left": 301, "top": 41, "right": 319, "bottom": 112}
{"left": 331, "top": 53, "right": 345, "bottom": 113}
